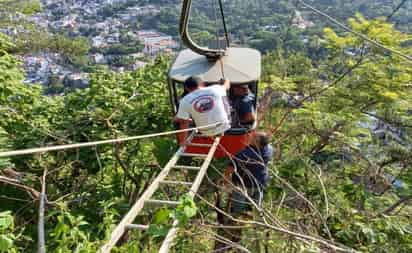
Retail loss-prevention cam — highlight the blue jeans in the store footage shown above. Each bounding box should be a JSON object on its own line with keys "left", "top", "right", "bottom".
{"left": 230, "top": 186, "right": 263, "bottom": 215}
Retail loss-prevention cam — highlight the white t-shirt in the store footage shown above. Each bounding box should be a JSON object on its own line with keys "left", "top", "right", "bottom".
{"left": 176, "top": 85, "right": 231, "bottom": 136}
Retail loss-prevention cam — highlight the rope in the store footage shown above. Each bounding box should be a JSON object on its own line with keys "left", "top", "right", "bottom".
{"left": 0, "top": 123, "right": 222, "bottom": 158}
{"left": 212, "top": 0, "right": 221, "bottom": 49}
{"left": 219, "top": 59, "right": 225, "bottom": 79}
{"left": 218, "top": 0, "right": 230, "bottom": 47}
{"left": 387, "top": 0, "right": 409, "bottom": 21}
{"left": 298, "top": 0, "right": 412, "bottom": 62}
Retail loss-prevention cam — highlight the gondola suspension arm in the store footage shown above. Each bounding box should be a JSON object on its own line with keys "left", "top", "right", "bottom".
{"left": 180, "top": 0, "right": 226, "bottom": 59}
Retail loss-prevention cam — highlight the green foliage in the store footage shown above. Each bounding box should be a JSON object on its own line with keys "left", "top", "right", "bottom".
{"left": 96, "top": 42, "right": 143, "bottom": 56}
{"left": 172, "top": 195, "right": 198, "bottom": 226}
{"left": 48, "top": 35, "right": 90, "bottom": 66}
{"left": 148, "top": 195, "right": 198, "bottom": 240}
{"left": 0, "top": 0, "right": 41, "bottom": 15}
{"left": 48, "top": 210, "right": 97, "bottom": 253}
{"left": 0, "top": 2, "right": 411, "bottom": 251}
{"left": 0, "top": 34, "right": 47, "bottom": 164}
{"left": 0, "top": 33, "right": 14, "bottom": 53}
{"left": 0, "top": 211, "right": 17, "bottom": 253}
{"left": 191, "top": 31, "right": 215, "bottom": 47}
{"left": 0, "top": 32, "right": 177, "bottom": 250}
{"left": 97, "top": 0, "right": 137, "bottom": 18}
{"left": 259, "top": 13, "right": 411, "bottom": 253}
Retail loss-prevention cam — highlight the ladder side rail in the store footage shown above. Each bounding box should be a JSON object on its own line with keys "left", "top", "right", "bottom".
{"left": 98, "top": 148, "right": 182, "bottom": 253}
{"left": 159, "top": 136, "right": 221, "bottom": 253}
{"left": 99, "top": 134, "right": 197, "bottom": 253}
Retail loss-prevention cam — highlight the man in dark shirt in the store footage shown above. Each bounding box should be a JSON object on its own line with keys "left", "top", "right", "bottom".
{"left": 231, "top": 85, "right": 256, "bottom": 128}
{"left": 224, "top": 131, "right": 274, "bottom": 215}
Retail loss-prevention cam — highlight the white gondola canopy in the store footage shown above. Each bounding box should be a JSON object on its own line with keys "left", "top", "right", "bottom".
{"left": 169, "top": 47, "right": 261, "bottom": 84}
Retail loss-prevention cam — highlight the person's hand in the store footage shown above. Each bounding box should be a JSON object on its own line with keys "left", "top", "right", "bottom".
{"left": 223, "top": 166, "right": 235, "bottom": 186}
{"left": 219, "top": 79, "right": 230, "bottom": 90}
{"left": 219, "top": 78, "right": 230, "bottom": 85}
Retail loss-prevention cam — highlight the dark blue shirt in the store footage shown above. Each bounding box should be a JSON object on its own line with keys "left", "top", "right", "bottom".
{"left": 231, "top": 94, "right": 255, "bottom": 127}
{"left": 237, "top": 93, "right": 255, "bottom": 117}
{"left": 232, "top": 144, "right": 274, "bottom": 188}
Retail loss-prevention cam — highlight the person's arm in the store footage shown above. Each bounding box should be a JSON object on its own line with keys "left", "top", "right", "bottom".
{"left": 240, "top": 111, "right": 256, "bottom": 124}
{"left": 175, "top": 100, "right": 191, "bottom": 146}
{"left": 224, "top": 165, "right": 235, "bottom": 186}
{"left": 222, "top": 79, "right": 231, "bottom": 91}
{"left": 175, "top": 118, "right": 191, "bottom": 146}
{"left": 263, "top": 144, "right": 275, "bottom": 165}
{"left": 239, "top": 98, "right": 256, "bottom": 125}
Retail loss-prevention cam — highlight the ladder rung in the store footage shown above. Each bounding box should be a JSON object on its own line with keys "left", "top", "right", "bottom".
{"left": 145, "top": 199, "right": 180, "bottom": 206}
{"left": 181, "top": 153, "right": 208, "bottom": 158}
{"left": 194, "top": 133, "right": 208, "bottom": 137}
{"left": 187, "top": 143, "right": 212, "bottom": 147}
{"left": 126, "top": 224, "right": 149, "bottom": 230}
{"left": 161, "top": 180, "right": 192, "bottom": 186}
{"left": 173, "top": 165, "right": 201, "bottom": 170}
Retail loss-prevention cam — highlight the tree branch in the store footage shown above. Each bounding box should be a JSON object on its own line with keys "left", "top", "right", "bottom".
{"left": 268, "top": 50, "right": 365, "bottom": 135}
{"left": 0, "top": 175, "right": 40, "bottom": 200}
{"left": 362, "top": 111, "right": 412, "bottom": 129}
{"left": 310, "top": 121, "right": 346, "bottom": 154}
{"left": 38, "top": 169, "right": 47, "bottom": 253}
{"left": 383, "top": 195, "right": 412, "bottom": 215}
{"left": 192, "top": 189, "right": 357, "bottom": 252}
{"left": 114, "top": 144, "right": 140, "bottom": 186}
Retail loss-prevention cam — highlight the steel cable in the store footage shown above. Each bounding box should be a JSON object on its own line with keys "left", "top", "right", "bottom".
{"left": 298, "top": 0, "right": 412, "bottom": 62}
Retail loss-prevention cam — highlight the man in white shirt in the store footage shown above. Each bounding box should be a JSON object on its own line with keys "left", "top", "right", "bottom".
{"left": 175, "top": 76, "right": 231, "bottom": 145}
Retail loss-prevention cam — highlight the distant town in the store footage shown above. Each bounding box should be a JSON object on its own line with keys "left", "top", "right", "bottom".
{"left": 0, "top": 0, "right": 317, "bottom": 90}
{"left": 1, "top": 0, "right": 179, "bottom": 89}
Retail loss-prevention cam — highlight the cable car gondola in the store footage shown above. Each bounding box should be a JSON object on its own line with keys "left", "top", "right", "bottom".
{"left": 168, "top": 0, "right": 261, "bottom": 158}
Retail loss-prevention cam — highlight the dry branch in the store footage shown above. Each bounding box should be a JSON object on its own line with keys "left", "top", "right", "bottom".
{"left": 383, "top": 195, "right": 412, "bottom": 215}
{"left": 38, "top": 169, "right": 47, "bottom": 253}
{"left": 0, "top": 175, "right": 40, "bottom": 200}
{"left": 193, "top": 189, "right": 358, "bottom": 253}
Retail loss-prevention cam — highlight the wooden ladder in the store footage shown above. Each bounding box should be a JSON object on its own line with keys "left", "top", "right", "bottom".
{"left": 99, "top": 134, "right": 221, "bottom": 253}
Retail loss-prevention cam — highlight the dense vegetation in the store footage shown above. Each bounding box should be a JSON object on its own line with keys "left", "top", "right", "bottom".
{"left": 1, "top": 0, "right": 411, "bottom": 252}
{"left": 140, "top": 0, "right": 412, "bottom": 51}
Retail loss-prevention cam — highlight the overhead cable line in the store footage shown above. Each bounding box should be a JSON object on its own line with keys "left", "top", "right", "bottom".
{"left": 212, "top": 0, "right": 221, "bottom": 49}
{"left": 387, "top": 0, "right": 409, "bottom": 21}
{"left": 218, "top": 0, "right": 230, "bottom": 47}
{"left": 298, "top": 0, "right": 412, "bottom": 62}
{"left": 0, "top": 122, "right": 222, "bottom": 158}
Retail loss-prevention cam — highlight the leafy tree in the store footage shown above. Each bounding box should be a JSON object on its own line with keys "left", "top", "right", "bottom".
{"left": 0, "top": 211, "right": 17, "bottom": 253}
{"left": 48, "top": 35, "right": 90, "bottom": 66}
{"left": 0, "top": 0, "right": 41, "bottom": 15}
{"left": 259, "top": 14, "right": 411, "bottom": 252}
{"left": 1, "top": 31, "right": 176, "bottom": 251}
{"left": 1, "top": 2, "right": 412, "bottom": 252}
